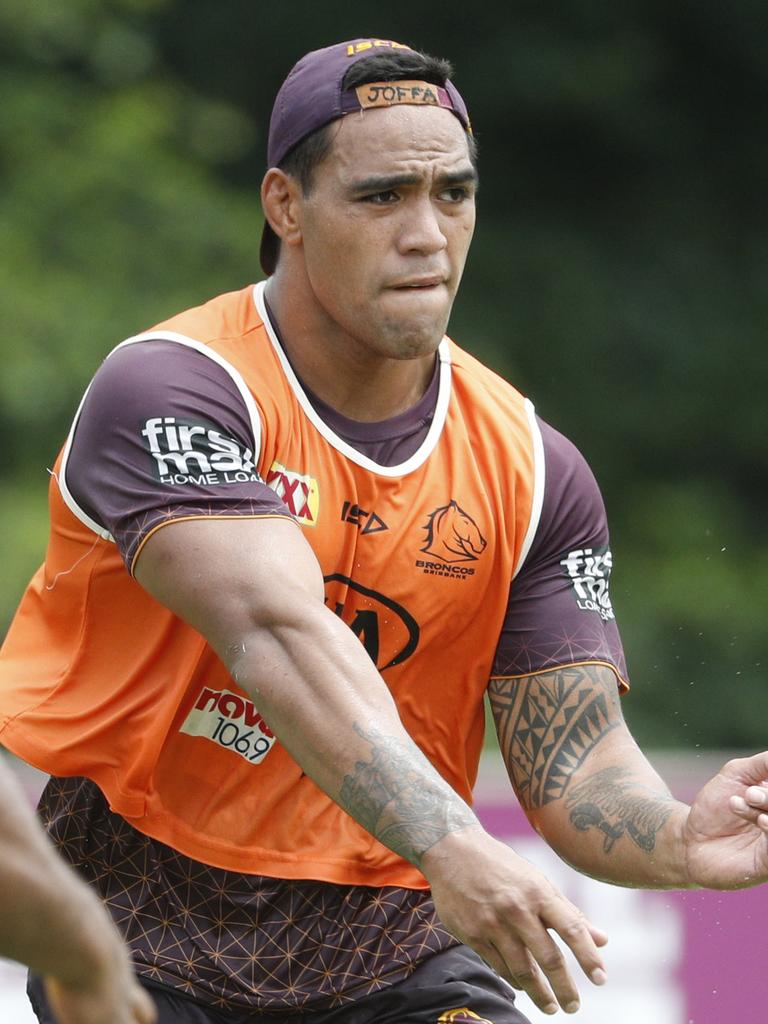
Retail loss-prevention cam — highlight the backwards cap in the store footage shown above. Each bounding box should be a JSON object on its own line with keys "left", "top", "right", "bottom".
{"left": 260, "top": 37, "right": 472, "bottom": 274}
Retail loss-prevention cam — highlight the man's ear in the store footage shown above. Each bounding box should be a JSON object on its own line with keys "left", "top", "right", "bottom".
{"left": 261, "top": 169, "right": 303, "bottom": 250}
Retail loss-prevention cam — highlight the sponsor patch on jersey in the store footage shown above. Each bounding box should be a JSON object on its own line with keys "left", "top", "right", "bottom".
{"left": 416, "top": 501, "right": 486, "bottom": 579}
{"left": 560, "top": 545, "right": 615, "bottom": 621}
{"left": 325, "top": 574, "right": 419, "bottom": 671}
{"left": 141, "top": 416, "right": 261, "bottom": 487}
{"left": 180, "top": 686, "right": 276, "bottom": 765}
{"left": 266, "top": 461, "right": 320, "bottom": 525}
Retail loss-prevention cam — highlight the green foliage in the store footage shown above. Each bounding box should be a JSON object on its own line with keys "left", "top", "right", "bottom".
{"left": 1, "top": 0, "right": 765, "bottom": 749}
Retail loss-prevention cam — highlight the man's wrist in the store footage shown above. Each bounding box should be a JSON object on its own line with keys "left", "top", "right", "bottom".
{"left": 418, "top": 823, "right": 489, "bottom": 879}
{"left": 651, "top": 802, "right": 697, "bottom": 889}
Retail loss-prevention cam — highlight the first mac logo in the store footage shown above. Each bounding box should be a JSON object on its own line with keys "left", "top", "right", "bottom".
{"left": 141, "top": 416, "right": 260, "bottom": 486}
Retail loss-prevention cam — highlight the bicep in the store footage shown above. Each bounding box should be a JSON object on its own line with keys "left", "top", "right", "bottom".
{"left": 488, "top": 663, "right": 627, "bottom": 815}
{"left": 134, "top": 515, "right": 325, "bottom": 657}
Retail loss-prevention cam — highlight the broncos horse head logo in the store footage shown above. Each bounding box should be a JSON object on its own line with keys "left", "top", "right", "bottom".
{"left": 421, "top": 501, "right": 487, "bottom": 564}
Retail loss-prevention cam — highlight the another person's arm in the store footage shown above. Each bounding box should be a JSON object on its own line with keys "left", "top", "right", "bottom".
{"left": 0, "top": 756, "right": 155, "bottom": 1024}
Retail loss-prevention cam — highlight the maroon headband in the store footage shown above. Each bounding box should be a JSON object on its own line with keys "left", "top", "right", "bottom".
{"left": 260, "top": 37, "right": 472, "bottom": 274}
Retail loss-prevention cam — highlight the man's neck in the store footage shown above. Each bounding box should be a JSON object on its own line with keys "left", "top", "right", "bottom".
{"left": 264, "top": 276, "right": 437, "bottom": 423}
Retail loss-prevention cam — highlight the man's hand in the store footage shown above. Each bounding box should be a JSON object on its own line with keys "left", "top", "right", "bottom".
{"left": 684, "top": 752, "right": 768, "bottom": 889}
{"left": 422, "top": 828, "right": 608, "bottom": 1016}
{"left": 44, "top": 942, "right": 156, "bottom": 1024}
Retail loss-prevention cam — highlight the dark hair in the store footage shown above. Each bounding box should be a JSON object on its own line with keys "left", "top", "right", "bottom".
{"left": 262, "top": 48, "right": 475, "bottom": 274}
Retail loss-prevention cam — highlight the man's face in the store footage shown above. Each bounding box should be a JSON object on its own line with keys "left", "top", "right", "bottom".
{"left": 294, "top": 103, "right": 477, "bottom": 361}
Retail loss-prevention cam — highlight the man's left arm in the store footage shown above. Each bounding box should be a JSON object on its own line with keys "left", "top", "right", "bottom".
{"left": 489, "top": 415, "right": 768, "bottom": 891}
{"left": 489, "top": 663, "right": 768, "bottom": 890}
{"left": 489, "top": 663, "right": 687, "bottom": 887}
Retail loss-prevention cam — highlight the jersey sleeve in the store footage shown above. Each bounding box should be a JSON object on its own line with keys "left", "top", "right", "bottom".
{"left": 491, "top": 417, "right": 629, "bottom": 691}
{"left": 63, "top": 339, "right": 293, "bottom": 572}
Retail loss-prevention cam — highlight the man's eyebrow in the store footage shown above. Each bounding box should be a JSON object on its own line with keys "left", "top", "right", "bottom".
{"left": 348, "top": 167, "right": 479, "bottom": 195}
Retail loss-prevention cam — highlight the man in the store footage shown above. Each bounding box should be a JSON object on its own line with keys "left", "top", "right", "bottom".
{"left": 1, "top": 36, "right": 767, "bottom": 1024}
{"left": 0, "top": 756, "right": 155, "bottom": 1024}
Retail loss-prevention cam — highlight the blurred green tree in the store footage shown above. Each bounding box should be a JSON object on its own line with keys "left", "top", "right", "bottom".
{"left": 1, "top": 0, "right": 765, "bottom": 748}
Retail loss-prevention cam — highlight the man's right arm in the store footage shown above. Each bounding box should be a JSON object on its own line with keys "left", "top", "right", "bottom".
{"left": 135, "top": 515, "right": 608, "bottom": 1017}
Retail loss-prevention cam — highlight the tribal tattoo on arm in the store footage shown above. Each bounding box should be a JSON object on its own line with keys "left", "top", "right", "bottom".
{"left": 565, "top": 767, "right": 674, "bottom": 854}
{"left": 489, "top": 664, "right": 674, "bottom": 856}
{"left": 338, "top": 723, "right": 478, "bottom": 867}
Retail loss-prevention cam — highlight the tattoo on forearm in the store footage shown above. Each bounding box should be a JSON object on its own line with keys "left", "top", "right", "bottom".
{"left": 488, "top": 664, "right": 621, "bottom": 810}
{"left": 565, "top": 766, "right": 674, "bottom": 854}
{"left": 338, "top": 724, "right": 477, "bottom": 867}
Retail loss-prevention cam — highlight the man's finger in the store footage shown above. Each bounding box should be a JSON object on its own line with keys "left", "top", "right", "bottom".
{"left": 489, "top": 938, "right": 560, "bottom": 1016}
{"left": 730, "top": 794, "right": 768, "bottom": 828}
{"left": 542, "top": 902, "right": 608, "bottom": 991}
{"left": 745, "top": 785, "right": 768, "bottom": 809}
{"left": 724, "top": 754, "right": 768, "bottom": 785}
{"left": 510, "top": 927, "right": 583, "bottom": 1014}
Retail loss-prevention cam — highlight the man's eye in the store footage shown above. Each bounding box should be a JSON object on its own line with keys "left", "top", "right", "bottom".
{"left": 439, "top": 187, "right": 469, "bottom": 203}
{"left": 363, "top": 191, "right": 399, "bottom": 205}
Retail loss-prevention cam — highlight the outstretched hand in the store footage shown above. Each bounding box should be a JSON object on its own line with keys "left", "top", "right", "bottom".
{"left": 684, "top": 752, "right": 768, "bottom": 889}
{"left": 421, "top": 828, "right": 608, "bottom": 1016}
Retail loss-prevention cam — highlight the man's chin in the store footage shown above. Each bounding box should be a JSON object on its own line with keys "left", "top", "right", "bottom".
{"left": 376, "top": 304, "right": 452, "bottom": 358}
{"left": 378, "top": 322, "right": 448, "bottom": 360}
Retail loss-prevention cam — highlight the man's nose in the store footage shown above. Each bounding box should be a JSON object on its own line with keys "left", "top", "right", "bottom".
{"left": 397, "top": 198, "right": 448, "bottom": 256}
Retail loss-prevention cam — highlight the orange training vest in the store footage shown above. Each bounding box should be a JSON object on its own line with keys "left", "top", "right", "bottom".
{"left": 0, "top": 282, "right": 542, "bottom": 887}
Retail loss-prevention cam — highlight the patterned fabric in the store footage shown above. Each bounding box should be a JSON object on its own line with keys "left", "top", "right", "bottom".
{"left": 40, "top": 776, "right": 458, "bottom": 1013}
{"left": 28, "top": 945, "right": 530, "bottom": 1023}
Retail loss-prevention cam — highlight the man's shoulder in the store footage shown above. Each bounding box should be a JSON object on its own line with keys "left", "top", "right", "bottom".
{"left": 144, "top": 283, "right": 263, "bottom": 344}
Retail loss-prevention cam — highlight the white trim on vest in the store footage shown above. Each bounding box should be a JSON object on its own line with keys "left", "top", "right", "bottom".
{"left": 252, "top": 280, "right": 452, "bottom": 478}
{"left": 58, "top": 331, "right": 264, "bottom": 540}
{"left": 511, "top": 399, "right": 545, "bottom": 579}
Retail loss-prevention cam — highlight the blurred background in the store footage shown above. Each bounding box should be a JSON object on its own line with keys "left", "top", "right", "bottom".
{"left": 0, "top": 2, "right": 766, "bottom": 1021}
{"left": 2, "top": 0, "right": 766, "bottom": 750}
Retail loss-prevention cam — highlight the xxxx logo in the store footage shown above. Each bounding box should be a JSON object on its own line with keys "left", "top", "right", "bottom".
{"left": 421, "top": 501, "right": 487, "bottom": 564}
{"left": 266, "top": 461, "right": 319, "bottom": 526}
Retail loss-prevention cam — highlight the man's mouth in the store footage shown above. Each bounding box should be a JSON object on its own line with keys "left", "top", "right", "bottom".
{"left": 389, "top": 276, "right": 445, "bottom": 289}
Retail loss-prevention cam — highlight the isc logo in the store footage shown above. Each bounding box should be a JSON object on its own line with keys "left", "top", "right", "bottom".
{"left": 345, "top": 39, "right": 410, "bottom": 56}
{"left": 340, "top": 501, "right": 388, "bottom": 534}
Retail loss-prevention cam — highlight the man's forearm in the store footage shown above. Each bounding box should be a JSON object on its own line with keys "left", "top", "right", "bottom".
{"left": 227, "top": 600, "right": 480, "bottom": 868}
{"left": 535, "top": 757, "right": 691, "bottom": 889}
{"left": 489, "top": 664, "right": 694, "bottom": 889}
{"left": 137, "top": 517, "right": 481, "bottom": 871}
{"left": 338, "top": 722, "right": 481, "bottom": 866}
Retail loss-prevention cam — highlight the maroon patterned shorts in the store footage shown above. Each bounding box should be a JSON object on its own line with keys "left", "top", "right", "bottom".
{"left": 28, "top": 946, "right": 530, "bottom": 1024}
